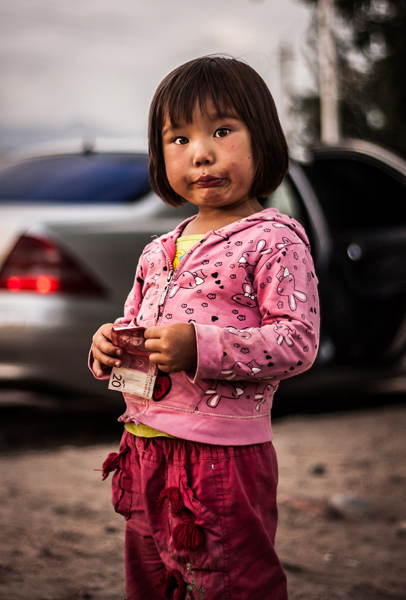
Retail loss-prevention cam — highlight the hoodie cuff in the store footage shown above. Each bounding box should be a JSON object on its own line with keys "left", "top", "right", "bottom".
{"left": 186, "top": 323, "right": 224, "bottom": 383}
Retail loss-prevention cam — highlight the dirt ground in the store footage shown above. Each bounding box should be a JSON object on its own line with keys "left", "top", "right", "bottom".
{"left": 0, "top": 401, "right": 405, "bottom": 600}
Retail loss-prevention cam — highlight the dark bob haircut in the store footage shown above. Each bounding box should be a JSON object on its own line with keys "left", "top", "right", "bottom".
{"left": 148, "top": 55, "right": 289, "bottom": 207}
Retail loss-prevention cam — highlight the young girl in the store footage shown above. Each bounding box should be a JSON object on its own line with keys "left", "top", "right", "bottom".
{"left": 91, "top": 55, "right": 320, "bottom": 600}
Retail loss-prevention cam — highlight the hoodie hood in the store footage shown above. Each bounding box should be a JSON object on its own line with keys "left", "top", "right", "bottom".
{"left": 157, "top": 207, "right": 311, "bottom": 255}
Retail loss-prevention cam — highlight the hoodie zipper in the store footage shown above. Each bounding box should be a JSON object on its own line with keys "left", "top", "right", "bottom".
{"left": 156, "top": 229, "right": 214, "bottom": 322}
{"left": 158, "top": 269, "right": 174, "bottom": 311}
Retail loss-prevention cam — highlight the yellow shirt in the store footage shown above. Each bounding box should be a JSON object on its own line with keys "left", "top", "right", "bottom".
{"left": 172, "top": 234, "right": 203, "bottom": 270}
{"left": 125, "top": 234, "right": 204, "bottom": 438}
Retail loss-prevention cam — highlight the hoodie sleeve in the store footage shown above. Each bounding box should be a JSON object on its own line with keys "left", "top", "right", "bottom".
{"left": 191, "top": 231, "right": 320, "bottom": 383}
{"left": 88, "top": 257, "right": 146, "bottom": 379}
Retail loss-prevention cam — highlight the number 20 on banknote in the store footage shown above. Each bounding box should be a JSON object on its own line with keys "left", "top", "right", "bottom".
{"left": 108, "top": 324, "right": 157, "bottom": 400}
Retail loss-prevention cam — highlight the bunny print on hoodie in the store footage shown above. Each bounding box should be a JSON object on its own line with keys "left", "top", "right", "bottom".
{"left": 110, "top": 207, "right": 320, "bottom": 446}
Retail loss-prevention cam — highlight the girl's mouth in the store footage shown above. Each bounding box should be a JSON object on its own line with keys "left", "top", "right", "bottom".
{"left": 195, "top": 175, "right": 223, "bottom": 188}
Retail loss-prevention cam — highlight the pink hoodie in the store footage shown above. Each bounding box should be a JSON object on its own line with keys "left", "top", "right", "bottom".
{"left": 90, "top": 207, "right": 320, "bottom": 445}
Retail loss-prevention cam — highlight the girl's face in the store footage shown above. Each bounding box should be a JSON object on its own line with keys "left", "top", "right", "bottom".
{"left": 161, "top": 100, "right": 256, "bottom": 215}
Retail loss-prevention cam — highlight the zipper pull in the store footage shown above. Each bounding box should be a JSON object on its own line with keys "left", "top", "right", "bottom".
{"left": 159, "top": 270, "right": 174, "bottom": 306}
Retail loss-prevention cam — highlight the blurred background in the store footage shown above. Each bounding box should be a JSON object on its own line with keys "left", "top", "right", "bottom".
{"left": 0, "top": 0, "right": 404, "bottom": 159}
{"left": 0, "top": 0, "right": 312, "bottom": 157}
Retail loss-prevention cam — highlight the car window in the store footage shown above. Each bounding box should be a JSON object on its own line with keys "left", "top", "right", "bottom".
{"left": 0, "top": 153, "right": 151, "bottom": 204}
{"left": 301, "top": 156, "right": 406, "bottom": 231}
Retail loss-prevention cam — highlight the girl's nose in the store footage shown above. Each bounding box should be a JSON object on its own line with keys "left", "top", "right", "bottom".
{"left": 192, "top": 141, "right": 214, "bottom": 167}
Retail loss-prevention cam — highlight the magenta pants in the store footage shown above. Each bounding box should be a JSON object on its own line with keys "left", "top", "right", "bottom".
{"left": 102, "top": 430, "right": 288, "bottom": 600}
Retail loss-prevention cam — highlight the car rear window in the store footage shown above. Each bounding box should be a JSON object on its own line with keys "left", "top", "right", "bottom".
{"left": 0, "top": 153, "right": 151, "bottom": 204}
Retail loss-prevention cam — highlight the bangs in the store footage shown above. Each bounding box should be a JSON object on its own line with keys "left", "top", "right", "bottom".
{"left": 161, "top": 59, "right": 245, "bottom": 128}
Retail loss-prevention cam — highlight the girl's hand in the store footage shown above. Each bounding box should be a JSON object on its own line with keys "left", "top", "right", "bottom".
{"left": 144, "top": 323, "right": 197, "bottom": 373}
{"left": 92, "top": 323, "right": 123, "bottom": 377}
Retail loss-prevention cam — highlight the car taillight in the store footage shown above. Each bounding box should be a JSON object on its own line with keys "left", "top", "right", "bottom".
{"left": 0, "top": 234, "right": 106, "bottom": 296}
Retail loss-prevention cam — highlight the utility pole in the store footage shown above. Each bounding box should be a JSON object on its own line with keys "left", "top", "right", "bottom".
{"left": 318, "top": 0, "right": 340, "bottom": 144}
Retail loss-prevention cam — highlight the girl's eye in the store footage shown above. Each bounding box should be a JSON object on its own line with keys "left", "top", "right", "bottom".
{"left": 174, "top": 136, "right": 188, "bottom": 145}
{"left": 214, "top": 128, "right": 230, "bottom": 138}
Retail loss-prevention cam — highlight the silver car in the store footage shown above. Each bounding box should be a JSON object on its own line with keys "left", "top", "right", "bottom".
{"left": 1, "top": 139, "right": 405, "bottom": 411}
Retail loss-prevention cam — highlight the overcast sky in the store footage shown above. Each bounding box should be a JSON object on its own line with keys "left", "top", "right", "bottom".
{"left": 0, "top": 0, "right": 312, "bottom": 147}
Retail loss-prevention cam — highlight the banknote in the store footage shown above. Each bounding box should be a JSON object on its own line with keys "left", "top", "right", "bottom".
{"left": 108, "top": 324, "right": 157, "bottom": 399}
